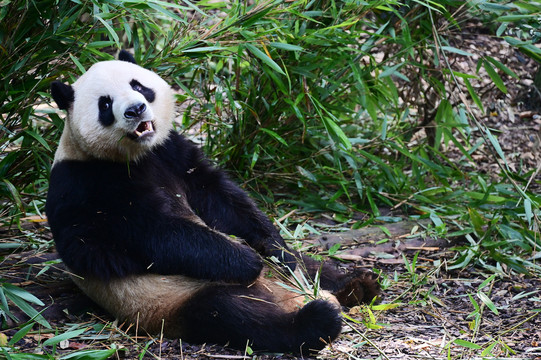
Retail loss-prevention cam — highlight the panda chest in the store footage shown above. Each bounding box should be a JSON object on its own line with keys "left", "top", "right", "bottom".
{"left": 127, "top": 173, "right": 191, "bottom": 218}
{"left": 79, "top": 160, "right": 194, "bottom": 222}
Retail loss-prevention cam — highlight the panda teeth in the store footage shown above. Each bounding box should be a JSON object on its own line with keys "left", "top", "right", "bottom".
{"left": 134, "top": 121, "right": 155, "bottom": 138}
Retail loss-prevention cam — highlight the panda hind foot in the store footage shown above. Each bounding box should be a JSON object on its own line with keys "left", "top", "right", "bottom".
{"left": 293, "top": 299, "right": 342, "bottom": 354}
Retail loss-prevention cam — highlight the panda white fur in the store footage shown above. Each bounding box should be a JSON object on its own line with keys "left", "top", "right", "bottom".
{"left": 46, "top": 51, "right": 379, "bottom": 355}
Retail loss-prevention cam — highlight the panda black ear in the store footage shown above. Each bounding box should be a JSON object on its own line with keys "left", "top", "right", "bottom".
{"left": 51, "top": 81, "right": 75, "bottom": 111}
{"left": 118, "top": 50, "right": 137, "bottom": 64}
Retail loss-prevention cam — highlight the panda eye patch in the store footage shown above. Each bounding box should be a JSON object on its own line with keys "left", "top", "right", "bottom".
{"left": 130, "top": 80, "right": 155, "bottom": 103}
{"left": 98, "top": 96, "right": 115, "bottom": 126}
{"left": 98, "top": 96, "right": 112, "bottom": 111}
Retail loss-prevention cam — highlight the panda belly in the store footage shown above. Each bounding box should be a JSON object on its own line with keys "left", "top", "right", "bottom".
{"left": 72, "top": 268, "right": 340, "bottom": 340}
{"left": 70, "top": 272, "right": 206, "bottom": 336}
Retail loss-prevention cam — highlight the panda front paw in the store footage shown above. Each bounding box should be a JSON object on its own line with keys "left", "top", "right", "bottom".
{"left": 230, "top": 246, "right": 264, "bottom": 285}
{"left": 334, "top": 270, "right": 381, "bottom": 307}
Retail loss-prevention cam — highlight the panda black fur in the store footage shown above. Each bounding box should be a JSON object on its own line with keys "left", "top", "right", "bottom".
{"left": 46, "top": 51, "right": 380, "bottom": 355}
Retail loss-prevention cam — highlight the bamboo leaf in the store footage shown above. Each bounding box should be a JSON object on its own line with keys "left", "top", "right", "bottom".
{"left": 23, "top": 129, "right": 51, "bottom": 151}
{"left": 2, "top": 354, "right": 51, "bottom": 359}
{"left": 245, "top": 43, "right": 285, "bottom": 75}
{"left": 477, "top": 291, "right": 499, "bottom": 315}
{"left": 269, "top": 42, "right": 303, "bottom": 51}
{"left": 485, "top": 56, "right": 518, "bottom": 78}
{"left": 524, "top": 198, "right": 533, "bottom": 226}
{"left": 93, "top": 14, "right": 120, "bottom": 48}
{"left": 43, "top": 328, "right": 87, "bottom": 346}
{"left": 441, "top": 46, "right": 474, "bottom": 57}
{"left": 69, "top": 54, "right": 86, "bottom": 74}
{"left": 182, "top": 46, "right": 228, "bottom": 53}
{"left": 482, "top": 59, "right": 507, "bottom": 93}
{"left": 463, "top": 78, "right": 484, "bottom": 112}
{"left": 463, "top": 191, "right": 507, "bottom": 203}
{"left": 260, "top": 128, "right": 288, "bottom": 146}
{"left": 297, "top": 166, "right": 318, "bottom": 182}
{"left": 2, "top": 179, "right": 24, "bottom": 213}
{"left": 8, "top": 322, "right": 34, "bottom": 346}
{"left": 2, "top": 283, "right": 44, "bottom": 306}
{"left": 147, "top": 2, "right": 187, "bottom": 23}
{"left": 371, "top": 303, "right": 401, "bottom": 311}
{"left": 322, "top": 116, "right": 352, "bottom": 150}
{"left": 60, "top": 347, "right": 118, "bottom": 360}
{"left": 484, "top": 128, "right": 508, "bottom": 168}
{"left": 497, "top": 14, "right": 538, "bottom": 21}
{"left": 454, "top": 338, "right": 482, "bottom": 349}
{"left": 3, "top": 292, "right": 50, "bottom": 329}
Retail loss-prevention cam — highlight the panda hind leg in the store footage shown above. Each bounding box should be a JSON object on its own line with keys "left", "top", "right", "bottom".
{"left": 176, "top": 284, "right": 342, "bottom": 355}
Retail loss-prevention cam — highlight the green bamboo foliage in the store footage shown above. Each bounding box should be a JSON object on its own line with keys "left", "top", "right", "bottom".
{"left": 0, "top": 0, "right": 539, "bottom": 273}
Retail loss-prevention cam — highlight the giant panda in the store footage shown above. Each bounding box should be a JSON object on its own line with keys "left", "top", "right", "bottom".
{"left": 46, "top": 50, "right": 380, "bottom": 356}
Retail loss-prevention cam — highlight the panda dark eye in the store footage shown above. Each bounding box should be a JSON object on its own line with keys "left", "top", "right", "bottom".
{"left": 98, "top": 96, "right": 112, "bottom": 112}
{"left": 98, "top": 96, "right": 114, "bottom": 126}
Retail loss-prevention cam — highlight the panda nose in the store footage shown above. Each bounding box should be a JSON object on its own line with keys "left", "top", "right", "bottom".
{"left": 124, "top": 103, "right": 146, "bottom": 119}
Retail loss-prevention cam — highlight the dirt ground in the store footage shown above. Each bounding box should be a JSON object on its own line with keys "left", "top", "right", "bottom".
{"left": 449, "top": 21, "right": 541, "bottom": 183}
{"left": 1, "top": 17, "right": 540, "bottom": 360}
{"left": 1, "top": 219, "right": 540, "bottom": 359}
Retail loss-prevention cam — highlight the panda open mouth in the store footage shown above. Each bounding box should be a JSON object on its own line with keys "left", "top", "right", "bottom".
{"left": 129, "top": 121, "right": 155, "bottom": 140}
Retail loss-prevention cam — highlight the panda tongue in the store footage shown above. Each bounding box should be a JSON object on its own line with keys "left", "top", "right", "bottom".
{"left": 134, "top": 121, "right": 154, "bottom": 137}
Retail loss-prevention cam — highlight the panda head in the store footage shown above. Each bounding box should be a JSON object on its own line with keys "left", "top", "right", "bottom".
{"left": 51, "top": 53, "right": 174, "bottom": 162}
